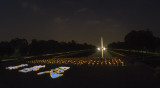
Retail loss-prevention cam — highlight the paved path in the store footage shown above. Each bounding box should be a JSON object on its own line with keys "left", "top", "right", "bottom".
{"left": 0, "top": 51, "right": 160, "bottom": 88}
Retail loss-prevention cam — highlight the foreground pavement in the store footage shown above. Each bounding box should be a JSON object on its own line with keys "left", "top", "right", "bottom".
{"left": 0, "top": 51, "right": 160, "bottom": 88}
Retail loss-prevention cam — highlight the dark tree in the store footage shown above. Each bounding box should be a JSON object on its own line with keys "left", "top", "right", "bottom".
{"left": 0, "top": 38, "right": 96, "bottom": 58}
{"left": 0, "top": 41, "right": 13, "bottom": 57}
{"left": 108, "top": 29, "right": 160, "bottom": 52}
{"left": 10, "top": 38, "right": 29, "bottom": 56}
{"left": 108, "top": 42, "right": 126, "bottom": 49}
{"left": 124, "top": 30, "right": 156, "bottom": 51}
{"left": 155, "top": 37, "right": 160, "bottom": 52}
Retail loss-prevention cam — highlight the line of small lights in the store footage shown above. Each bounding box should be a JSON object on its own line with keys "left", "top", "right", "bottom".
{"left": 27, "top": 57, "right": 125, "bottom": 66}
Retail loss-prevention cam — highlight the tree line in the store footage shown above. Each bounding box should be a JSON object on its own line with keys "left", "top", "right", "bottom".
{"left": 0, "top": 38, "right": 96, "bottom": 58}
{"left": 108, "top": 30, "right": 160, "bottom": 52}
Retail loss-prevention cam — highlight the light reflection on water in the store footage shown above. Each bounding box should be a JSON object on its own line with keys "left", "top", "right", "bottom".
{"left": 5, "top": 64, "right": 28, "bottom": 70}
{"left": 50, "top": 71, "right": 63, "bottom": 78}
{"left": 37, "top": 67, "right": 70, "bottom": 79}
{"left": 19, "top": 65, "right": 45, "bottom": 73}
{"left": 6, "top": 64, "right": 70, "bottom": 79}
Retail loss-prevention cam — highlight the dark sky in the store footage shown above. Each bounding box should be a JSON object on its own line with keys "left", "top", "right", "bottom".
{"left": 1, "top": 0, "right": 160, "bottom": 46}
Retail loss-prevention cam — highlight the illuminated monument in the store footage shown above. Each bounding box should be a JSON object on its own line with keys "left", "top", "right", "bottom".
{"left": 98, "top": 36, "right": 106, "bottom": 58}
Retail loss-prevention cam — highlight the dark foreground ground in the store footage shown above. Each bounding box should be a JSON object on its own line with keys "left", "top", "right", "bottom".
{"left": 0, "top": 50, "right": 160, "bottom": 88}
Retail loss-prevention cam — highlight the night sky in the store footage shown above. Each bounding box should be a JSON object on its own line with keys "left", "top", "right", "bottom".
{"left": 1, "top": 0, "right": 160, "bottom": 46}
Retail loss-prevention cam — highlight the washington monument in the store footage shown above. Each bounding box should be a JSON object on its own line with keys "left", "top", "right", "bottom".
{"left": 98, "top": 36, "right": 106, "bottom": 57}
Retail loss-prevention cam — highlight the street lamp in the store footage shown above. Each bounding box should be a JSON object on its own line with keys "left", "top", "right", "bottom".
{"left": 97, "top": 47, "right": 106, "bottom": 51}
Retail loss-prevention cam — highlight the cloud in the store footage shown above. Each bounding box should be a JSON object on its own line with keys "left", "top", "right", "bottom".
{"left": 77, "top": 8, "right": 87, "bottom": 13}
{"left": 104, "top": 18, "right": 122, "bottom": 27}
{"left": 64, "top": 1, "right": 73, "bottom": 4}
{"left": 22, "top": 2, "right": 28, "bottom": 8}
{"left": 87, "top": 20, "right": 101, "bottom": 24}
{"left": 31, "top": 5, "right": 41, "bottom": 12}
{"left": 105, "top": 18, "right": 116, "bottom": 23}
{"left": 54, "top": 17, "right": 63, "bottom": 23}
{"left": 113, "top": 24, "right": 121, "bottom": 27}
{"left": 21, "top": 2, "right": 41, "bottom": 12}
{"left": 54, "top": 17, "right": 70, "bottom": 24}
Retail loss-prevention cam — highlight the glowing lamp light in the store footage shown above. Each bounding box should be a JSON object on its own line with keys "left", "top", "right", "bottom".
{"left": 53, "top": 67, "right": 70, "bottom": 74}
{"left": 53, "top": 68, "right": 64, "bottom": 74}
{"left": 97, "top": 48, "right": 100, "bottom": 50}
{"left": 103, "top": 47, "right": 106, "bottom": 50}
{"left": 50, "top": 71, "right": 63, "bottom": 78}
{"left": 37, "top": 71, "right": 49, "bottom": 75}
{"left": 37, "top": 67, "right": 70, "bottom": 79}
{"left": 59, "top": 67, "right": 70, "bottom": 70}
{"left": 6, "top": 64, "right": 28, "bottom": 70}
{"left": 19, "top": 65, "right": 45, "bottom": 73}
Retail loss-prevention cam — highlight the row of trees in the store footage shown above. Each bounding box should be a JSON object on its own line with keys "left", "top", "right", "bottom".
{"left": 0, "top": 38, "right": 95, "bottom": 58}
{"left": 108, "top": 30, "right": 160, "bottom": 52}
